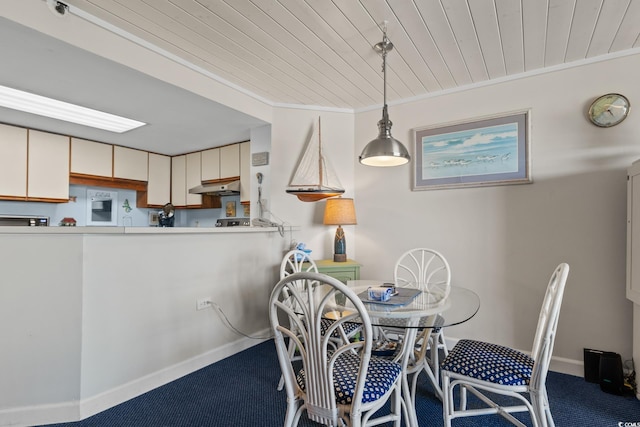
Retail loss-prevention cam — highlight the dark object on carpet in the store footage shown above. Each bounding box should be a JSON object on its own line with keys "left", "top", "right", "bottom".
{"left": 583, "top": 348, "right": 603, "bottom": 383}
{"left": 599, "top": 351, "right": 626, "bottom": 395}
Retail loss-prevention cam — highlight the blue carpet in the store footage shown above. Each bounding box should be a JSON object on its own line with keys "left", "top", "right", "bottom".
{"left": 40, "top": 340, "right": 640, "bottom": 426}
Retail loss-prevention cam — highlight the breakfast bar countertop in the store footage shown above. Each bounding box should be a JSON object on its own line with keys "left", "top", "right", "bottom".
{"left": 0, "top": 226, "right": 284, "bottom": 235}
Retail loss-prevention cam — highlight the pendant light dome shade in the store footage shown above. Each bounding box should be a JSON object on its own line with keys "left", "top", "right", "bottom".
{"left": 359, "top": 106, "right": 410, "bottom": 167}
{"left": 359, "top": 28, "right": 410, "bottom": 167}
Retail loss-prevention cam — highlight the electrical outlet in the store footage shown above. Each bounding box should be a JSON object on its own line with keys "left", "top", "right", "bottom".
{"left": 196, "top": 297, "right": 211, "bottom": 311}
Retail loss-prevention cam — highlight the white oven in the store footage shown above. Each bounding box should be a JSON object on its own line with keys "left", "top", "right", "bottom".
{"left": 87, "top": 189, "right": 118, "bottom": 226}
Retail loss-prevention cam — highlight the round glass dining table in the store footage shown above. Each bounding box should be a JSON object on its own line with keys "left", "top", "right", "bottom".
{"left": 341, "top": 280, "right": 480, "bottom": 327}
{"left": 327, "top": 280, "right": 481, "bottom": 427}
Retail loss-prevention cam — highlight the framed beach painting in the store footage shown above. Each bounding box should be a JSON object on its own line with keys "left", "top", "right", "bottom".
{"left": 413, "top": 110, "right": 531, "bottom": 190}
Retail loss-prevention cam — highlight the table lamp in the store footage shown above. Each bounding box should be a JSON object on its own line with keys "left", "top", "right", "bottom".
{"left": 323, "top": 197, "right": 357, "bottom": 262}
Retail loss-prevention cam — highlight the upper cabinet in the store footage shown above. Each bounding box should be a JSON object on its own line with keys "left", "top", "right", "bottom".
{"left": 240, "top": 142, "right": 250, "bottom": 203}
{"left": 220, "top": 144, "right": 240, "bottom": 179}
{"left": 0, "top": 124, "right": 28, "bottom": 198}
{"left": 201, "top": 147, "right": 220, "bottom": 181}
{"left": 0, "top": 126, "right": 69, "bottom": 202}
{"left": 146, "top": 153, "right": 171, "bottom": 207}
{"left": 113, "top": 146, "right": 148, "bottom": 181}
{"left": 171, "top": 155, "right": 187, "bottom": 207}
{"left": 201, "top": 143, "right": 241, "bottom": 182}
{"left": 172, "top": 153, "right": 203, "bottom": 207}
{"left": 186, "top": 152, "right": 203, "bottom": 206}
{"left": 27, "top": 130, "right": 69, "bottom": 201}
{"left": 71, "top": 139, "right": 148, "bottom": 181}
{"left": 70, "top": 138, "right": 112, "bottom": 177}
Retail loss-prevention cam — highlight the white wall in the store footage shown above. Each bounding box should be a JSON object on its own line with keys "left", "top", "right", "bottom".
{"left": 0, "top": 235, "right": 83, "bottom": 409}
{"left": 0, "top": 229, "right": 282, "bottom": 427}
{"left": 79, "top": 232, "right": 279, "bottom": 399}
{"left": 354, "top": 53, "right": 640, "bottom": 371}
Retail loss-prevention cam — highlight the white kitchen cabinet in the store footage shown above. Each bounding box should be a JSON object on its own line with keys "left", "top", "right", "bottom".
{"left": 240, "top": 141, "right": 250, "bottom": 203}
{"left": 201, "top": 147, "right": 220, "bottom": 181}
{"left": 70, "top": 138, "right": 112, "bottom": 177}
{"left": 220, "top": 144, "right": 240, "bottom": 179}
{"left": 171, "top": 155, "right": 187, "bottom": 207}
{"left": 171, "top": 153, "right": 202, "bottom": 207}
{"left": 201, "top": 143, "right": 241, "bottom": 181}
{"left": 28, "top": 130, "right": 69, "bottom": 200}
{"left": 0, "top": 123, "right": 27, "bottom": 197}
{"left": 71, "top": 140, "right": 148, "bottom": 181}
{"left": 114, "top": 146, "right": 148, "bottom": 181}
{"left": 186, "top": 152, "right": 202, "bottom": 206}
{"left": 147, "top": 153, "right": 171, "bottom": 206}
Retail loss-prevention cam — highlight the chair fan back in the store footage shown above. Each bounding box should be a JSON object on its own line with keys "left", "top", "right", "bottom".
{"left": 280, "top": 250, "right": 318, "bottom": 309}
{"left": 280, "top": 249, "right": 318, "bottom": 278}
{"left": 394, "top": 248, "right": 451, "bottom": 299}
{"left": 530, "top": 263, "right": 570, "bottom": 390}
{"left": 269, "top": 272, "right": 374, "bottom": 426}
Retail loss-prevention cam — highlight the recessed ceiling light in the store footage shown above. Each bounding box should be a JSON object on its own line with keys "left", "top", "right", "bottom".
{"left": 0, "top": 84, "right": 146, "bottom": 133}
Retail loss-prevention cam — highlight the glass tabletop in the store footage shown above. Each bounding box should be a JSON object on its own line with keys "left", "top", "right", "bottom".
{"left": 324, "top": 280, "right": 480, "bottom": 329}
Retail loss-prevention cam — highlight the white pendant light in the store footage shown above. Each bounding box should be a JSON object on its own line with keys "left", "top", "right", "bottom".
{"left": 359, "top": 25, "right": 410, "bottom": 167}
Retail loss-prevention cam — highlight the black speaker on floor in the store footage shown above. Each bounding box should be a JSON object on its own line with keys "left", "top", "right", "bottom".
{"left": 583, "top": 348, "right": 603, "bottom": 383}
{"left": 599, "top": 351, "right": 624, "bottom": 395}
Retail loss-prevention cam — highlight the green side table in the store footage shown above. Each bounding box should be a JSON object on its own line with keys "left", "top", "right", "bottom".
{"left": 315, "top": 259, "right": 361, "bottom": 284}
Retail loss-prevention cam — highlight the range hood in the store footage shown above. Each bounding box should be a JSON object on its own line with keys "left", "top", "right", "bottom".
{"left": 188, "top": 180, "right": 240, "bottom": 196}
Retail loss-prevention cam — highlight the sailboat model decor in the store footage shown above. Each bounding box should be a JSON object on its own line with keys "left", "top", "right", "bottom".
{"left": 286, "top": 117, "right": 345, "bottom": 202}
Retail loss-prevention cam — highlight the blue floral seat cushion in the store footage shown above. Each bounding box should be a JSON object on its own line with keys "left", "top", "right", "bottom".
{"left": 441, "top": 339, "right": 534, "bottom": 386}
{"left": 296, "top": 353, "right": 401, "bottom": 405}
{"left": 320, "top": 318, "right": 361, "bottom": 338}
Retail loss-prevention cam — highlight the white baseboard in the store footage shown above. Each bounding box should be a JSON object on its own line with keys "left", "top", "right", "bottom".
{"left": 549, "top": 354, "right": 584, "bottom": 377}
{"left": 0, "top": 333, "right": 269, "bottom": 427}
{"left": 0, "top": 402, "right": 79, "bottom": 427}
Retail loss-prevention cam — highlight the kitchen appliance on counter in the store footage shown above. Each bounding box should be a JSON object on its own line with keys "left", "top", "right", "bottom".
{"left": 0, "top": 215, "right": 49, "bottom": 226}
{"left": 215, "top": 218, "right": 250, "bottom": 227}
{"left": 87, "top": 189, "right": 118, "bottom": 226}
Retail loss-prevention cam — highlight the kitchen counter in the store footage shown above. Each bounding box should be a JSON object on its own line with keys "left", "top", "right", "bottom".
{"left": 1, "top": 224, "right": 288, "bottom": 426}
{"left": 0, "top": 225, "right": 287, "bottom": 234}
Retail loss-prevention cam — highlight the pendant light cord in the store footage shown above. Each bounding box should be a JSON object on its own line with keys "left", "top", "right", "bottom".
{"left": 382, "top": 32, "right": 388, "bottom": 112}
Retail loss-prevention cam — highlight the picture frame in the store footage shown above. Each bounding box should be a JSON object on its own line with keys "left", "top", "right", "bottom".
{"left": 148, "top": 211, "right": 159, "bottom": 226}
{"left": 226, "top": 201, "right": 236, "bottom": 217}
{"left": 413, "top": 110, "right": 531, "bottom": 191}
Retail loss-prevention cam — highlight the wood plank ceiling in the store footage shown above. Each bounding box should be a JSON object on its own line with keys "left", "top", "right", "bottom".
{"left": 56, "top": 0, "right": 640, "bottom": 111}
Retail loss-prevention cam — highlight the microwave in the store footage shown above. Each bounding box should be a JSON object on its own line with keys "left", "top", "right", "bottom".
{"left": 0, "top": 215, "right": 49, "bottom": 226}
{"left": 87, "top": 189, "right": 118, "bottom": 226}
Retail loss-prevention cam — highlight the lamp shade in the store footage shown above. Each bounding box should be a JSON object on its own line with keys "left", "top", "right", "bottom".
{"left": 323, "top": 198, "right": 357, "bottom": 225}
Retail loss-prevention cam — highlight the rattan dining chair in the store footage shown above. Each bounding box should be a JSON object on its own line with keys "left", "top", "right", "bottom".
{"left": 441, "top": 263, "right": 570, "bottom": 427}
{"left": 276, "top": 249, "right": 319, "bottom": 391}
{"left": 277, "top": 249, "right": 361, "bottom": 391}
{"left": 380, "top": 248, "right": 451, "bottom": 400}
{"left": 270, "top": 271, "right": 404, "bottom": 427}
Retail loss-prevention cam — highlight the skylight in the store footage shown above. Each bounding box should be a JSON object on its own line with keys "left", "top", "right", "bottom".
{"left": 0, "top": 84, "right": 146, "bottom": 133}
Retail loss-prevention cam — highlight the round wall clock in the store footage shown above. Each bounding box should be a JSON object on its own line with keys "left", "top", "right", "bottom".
{"left": 588, "top": 93, "right": 630, "bottom": 127}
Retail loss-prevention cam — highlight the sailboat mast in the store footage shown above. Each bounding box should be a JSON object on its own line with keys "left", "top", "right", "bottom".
{"left": 318, "top": 116, "right": 323, "bottom": 187}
